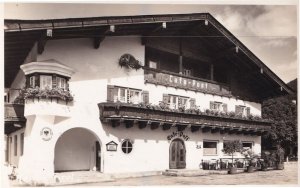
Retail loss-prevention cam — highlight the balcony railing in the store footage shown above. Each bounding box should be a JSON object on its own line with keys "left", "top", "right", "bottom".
{"left": 4, "top": 103, "right": 25, "bottom": 122}
{"left": 98, "top": 102, "right": 271, "bottom": 135}
{"left": 144, "top": 68, "right": 231, "bottom": 97}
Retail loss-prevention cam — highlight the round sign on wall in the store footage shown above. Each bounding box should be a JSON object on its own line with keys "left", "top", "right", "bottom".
{"left": 40, "top": 127, "right": 53, "bottom": 141}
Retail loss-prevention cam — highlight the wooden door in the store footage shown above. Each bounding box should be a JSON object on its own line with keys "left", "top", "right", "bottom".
{"left": 169, "top": 139, "right": 186, "bottom": 169}
{"left": 95, "top": 141, "right": 100, "bottom": 171}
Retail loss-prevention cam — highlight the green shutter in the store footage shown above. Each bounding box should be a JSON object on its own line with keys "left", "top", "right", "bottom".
{"left": 222, "top": 103, "right": 228, "bottom": 112}
{"left": 52, "top": 75, "right": 57, "bottom": 88}
{"left": 190, "top": 98, "right": 196, "bottom": 108}
{"left": 107, "top": 85, "right": 115, "bottom": 102}
{"left": 142, "top": 91, "right": 149, "bottom": 104}
{"left": 210, "top": 101, "right": 214, "bottom": 110}
{"left": 35, "top": 73, "right": 40, "bottom": 87}
{"left": 235, "top": 105, "right": 242, "bottom": 115}
{"left": 246, "top": 107, "right": 250, "bottom": 117}
{"left": 26, "top": 75, "right": 30, "bottom": 88}
{"left": 163, "top": 94, "right": 169, "bottom": 104}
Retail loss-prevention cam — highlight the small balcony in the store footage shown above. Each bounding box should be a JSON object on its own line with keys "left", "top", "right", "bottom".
{"left": 144, "top": 68, "right": 231, "bottom": 97}
{"left": 98, "top": 102, "right": 271, "bottom": 136}
{"left": 5, "top": 103, "right": 26, "bottom": 134}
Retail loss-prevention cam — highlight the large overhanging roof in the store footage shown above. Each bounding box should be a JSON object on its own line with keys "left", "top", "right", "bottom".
{"left": 4, "top": 13, "right": 294, "bottom": 99}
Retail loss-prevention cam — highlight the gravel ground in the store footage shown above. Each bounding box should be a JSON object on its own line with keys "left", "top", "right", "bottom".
{"left": 75, "top": 162, "right": 298, "bottom": 186}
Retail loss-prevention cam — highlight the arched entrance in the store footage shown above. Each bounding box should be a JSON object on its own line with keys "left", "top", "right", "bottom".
{"left": 169, "top": 139, "right": 186, "bottom": 169}
{"left": 54, "top": 128, "right": 101, "bottom": 172}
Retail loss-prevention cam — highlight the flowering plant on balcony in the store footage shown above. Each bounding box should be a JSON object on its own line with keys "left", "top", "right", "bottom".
{"left": 15, "top": 87, "right": 74, "bottom": 103}
{"left": 119, "top": 54, "right": 142, "bottom": 70}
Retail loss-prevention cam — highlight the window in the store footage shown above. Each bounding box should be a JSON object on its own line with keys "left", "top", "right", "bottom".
{"left": 4, "top": 92, "right": 9, "bottom": 103}
{"left": 121, "top": 139, "right": 133, "bottom": 154}
{"left": 210, "top": 101, "right": 227, "bottom": 112}
{"left": 14, "top": 135, "right": 17, "bottom": 156}
{"left": 167, "top": 95, "right": 189, "bottom": 109}
{"left": 235, "top": 106, "right": 250, "bottom": 116}
{"left": 57, "top": 77, "right": 66, "bottom": 90}
{"left": 203, "top": 141, "right": 218, "bottom": 155}
{"left": 40, "top": 75, "right": 52, "bottom": 89}
{"left": 183, "top": 69, "right": 192, "bottom": 76}
{"left": 20, "top": 133, "right": 24, "bottom": 156}
{"left": 149, "top": 61, "right": 157, "bottom": 69}
{"left": 242, "top": 142, "right": 253, "bottom": 151}
{"left": 29, "top": 76, "right": 35, "bottom": 88}
{"left": 107, "top": 86, "right": 143, "bottom": 104}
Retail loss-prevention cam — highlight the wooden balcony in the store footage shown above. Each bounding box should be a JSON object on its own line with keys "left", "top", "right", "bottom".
{"left": 144, "top": 68, "right": 231, "bottom": 97}
{"left": 5, "top": 103, "right": 26, "bottom": 134}
{"left": 98, "top": 102, "right": 271, "bottom": 135}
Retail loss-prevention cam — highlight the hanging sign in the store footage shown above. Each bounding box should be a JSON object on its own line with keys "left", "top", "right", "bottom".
{"left": 167, "top": 131, "right": 190, "bottom": 141}
{"left": 106, "top": 141, "right": 118, "bottom": 151}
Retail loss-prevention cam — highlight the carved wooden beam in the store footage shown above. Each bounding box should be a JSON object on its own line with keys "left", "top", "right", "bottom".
{"left": 211, "top": 126, "right": 219, "bottom": 134}
{"left": 177, "top": 124, "right": 187, "bottom": 132}
{"left": 150, "top": 122, "right": 159, "bottom": 130}
{"left": 93, "top": 37, "right": 105, "bottom": 49}
{"left": 162, "top": 123, "right": 171, "bottom": 131}
{"left": 191, "top": 126, "right": 200, "bottom": 132}
{"left": 37, "top": 32, "right": 47, "bottom": 54}
{"left": 124, "top": 120, "right": 134, "bottom": 128}
{"left": 138, "top": 121, "right": 147, "bottom": 129}
{"left": 111, "top": 119, "right": 121, "bottom": 128}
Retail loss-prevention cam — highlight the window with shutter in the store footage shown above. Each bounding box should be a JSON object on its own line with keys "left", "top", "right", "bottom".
{"left": 235, "top": 105, "right": 245, "bottom": 116}
{"left": 142, "top": 91, "right": 149, "bottom": 104}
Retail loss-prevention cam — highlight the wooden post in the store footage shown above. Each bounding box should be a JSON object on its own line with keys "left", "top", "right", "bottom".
{"left": 210, "top": 64, "right": 214, "bottom": 81}
{"left": 179, "top": 37, "right": 183, "bottom": 74}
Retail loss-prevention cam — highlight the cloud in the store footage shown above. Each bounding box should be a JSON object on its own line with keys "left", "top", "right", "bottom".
{"left": 246, "top": 6, "right": 297, "bottom": 37}
{"left": 261, "top": 39, "right": 290, "bottom": 48}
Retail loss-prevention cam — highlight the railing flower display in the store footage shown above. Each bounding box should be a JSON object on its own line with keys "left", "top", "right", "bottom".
{"left": 14, "top": 87, "right": 74, "bottom": 103}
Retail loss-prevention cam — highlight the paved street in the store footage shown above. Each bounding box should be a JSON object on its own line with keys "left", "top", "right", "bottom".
{"left": 71, "top": 162, "right": 298, "bottom": 186}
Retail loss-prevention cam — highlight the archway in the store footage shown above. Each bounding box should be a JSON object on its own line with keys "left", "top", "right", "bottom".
{"left": 169, "top": 139, "right": 186, "bottom": 169}
{"left": 54, "top": 127, "right": 101, "bottom": 172}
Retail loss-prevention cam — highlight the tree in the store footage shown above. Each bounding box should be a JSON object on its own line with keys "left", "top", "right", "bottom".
{"left": 222, "top": 140, "right": 244, "bottom": 167}
{"left": 262, "top": 92, "right": 297, "bottom": 155}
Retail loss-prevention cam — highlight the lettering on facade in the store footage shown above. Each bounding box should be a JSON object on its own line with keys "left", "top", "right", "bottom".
{"left": 167, "top": 131, "right": 190, "bottom": 141}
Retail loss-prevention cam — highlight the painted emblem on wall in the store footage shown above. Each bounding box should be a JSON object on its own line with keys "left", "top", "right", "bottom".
{"left": 40, "top": 127, "right": 53, "bottom": 141}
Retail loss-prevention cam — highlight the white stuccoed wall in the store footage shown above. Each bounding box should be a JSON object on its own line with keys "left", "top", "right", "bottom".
{"left": 13, "top": 37, "right": 263, "bottom": 184}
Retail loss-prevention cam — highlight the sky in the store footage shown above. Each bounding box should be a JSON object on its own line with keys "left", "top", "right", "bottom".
{"left": 3, "top": 2, "right": 298, "bottom": 83}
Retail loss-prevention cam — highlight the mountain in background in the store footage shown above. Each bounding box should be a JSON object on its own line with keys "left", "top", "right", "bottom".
{"left": 287, "top": 78, "right": 297, "bottom": 92}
